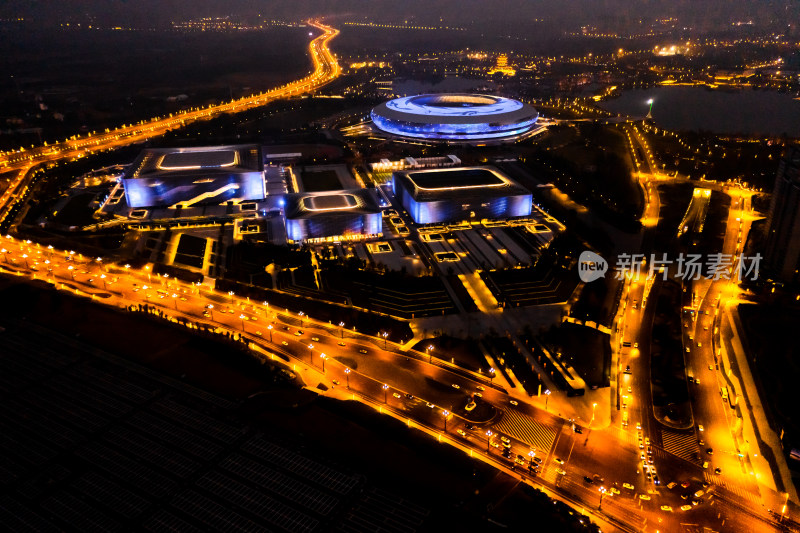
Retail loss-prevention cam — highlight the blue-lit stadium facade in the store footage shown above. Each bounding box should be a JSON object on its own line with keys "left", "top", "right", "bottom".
{"left": 284, "top": 190, "right": 382, "bottom": 243}
{"left": 392, "top": 167, "right": 532, "bottom": 225}
{"left": 371, "top": 94, "right": 539, "bottom": 143}
{"left": 122, "top": 145, "right": 265, "bottom": 208}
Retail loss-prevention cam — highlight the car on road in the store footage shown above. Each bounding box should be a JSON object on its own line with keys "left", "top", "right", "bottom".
{"left": 639, "top": 494, "right": 651, "bottom": 500}
{"left": 358, "top": 349, "right": 368, "bottom": 354}
{"left": 476, "top": 386, "right": 485, "bottom": 391}
{"left": 332, "top": 379, "right": 339, "bottom": 386}
{"left": 281, "top": 341, "right": 289, "bottom": 346}
{"left": 509, "top": 400, "right": 518, "bottom": 406}
{"left": 706, "top": 448, "right": 713, "bottom": 455}
{"left": 653, "top": 474, "right": 660, "bottom": 485}
{"left": 583, "top": 476, "right": 594, "bottom": 484}
{"left": 714, "top": 467, "right": 722, "bottom": 475}
{"left": 452, "top": 383, "right": 461, "bottom": 389}
{"left": 515, "top": 455, "right": 526, "bottom": 466}
{"left": 667, "top": 482, "right": 677, "bottom": 489}
{"left": 338, "top": 342, "right": 346, "bottom": 346}
{"left": 610, "top": 487, "right": 620, "bottom": 495}
{"left": 473, "top": 392, "right": 482, "bottom": 398}
{"left": 311, "top": 337, "right": 319, "bottom": 341}
{"left": 644, "top": 437, "right": 650, "bottom": 446}
{"left": 500, "top": 435, "right": 511, "bottom": 445}
{"left": 295, "top": 330, "right": 303, "bottom": 336}
{"left": 554, "top": 457, "right": 564, "bottom": 464}
{"left": 426, "top": 402, "right": 435, "bottom": 408}
{"left": 622, "top": 483, "right": 634, "bottom": 490}
{"left": 661, "top": 505, "right": 673, "bottom": 512}
{"left": 556, "top": 468, "right": 567, "bottom": 476}
{"left": 465, "top": 401, "right": 476, "bottom": 412}
{"left": 708, "top": 364, "right": 714, "bottom": 371}
{"left": 698, "top": 424, "right": 704, "bottom": 432}
{"left": 464, "top": 423, "right": 475, "bottom": 430}
{"left": 457, "top": 429, "right": 467, "bottom": 437}
{"left": 573, "top": 426, "right": 583, "bottom": 434}
{"left": 624, "top": 365, "right": 631, "bottom": 374}
{"left": 680, "top": 505, "right": 693, "bottom": 511}
{"left": 405, "top": 393, "right": 414, "bottom": 400}
{"left": 255, "top": 331, "right": 262, "bottom": 336}
{"left": 693, "top": 489, "right": 705, "bottom": 498}
{"left": 392, "top": 393, "right": 401, "bottom": 399}
{"left": 640, "top": 452, "right": 646, "bottom": 461}
{"left": 698, "top": 439, "right": 705, "bottom": 446}
{"left": 627, "top": 386, "right": 632, "bottom": 393}
{"left": 532, "top": 456, "right": 543, "bottom": 464}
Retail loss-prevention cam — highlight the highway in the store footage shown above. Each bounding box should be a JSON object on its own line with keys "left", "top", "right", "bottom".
{"left": 2, "top": 230, "right": 795, "bottom": 533}
{"left": 0, "top": 19, "right": 340, "bottom": 178}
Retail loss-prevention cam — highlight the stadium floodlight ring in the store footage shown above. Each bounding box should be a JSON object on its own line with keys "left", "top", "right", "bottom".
{"left": 370, "top": 93, "right": 538, "bottom": 142}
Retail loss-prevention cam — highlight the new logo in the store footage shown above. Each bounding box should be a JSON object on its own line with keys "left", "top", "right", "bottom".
{"left": 578, "top": 251, "right": 608, "bottom": 283}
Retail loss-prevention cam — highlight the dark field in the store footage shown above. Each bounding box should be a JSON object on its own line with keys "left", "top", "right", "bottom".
{"left": 0, "top": 26, "right": 312, "bottom": 149}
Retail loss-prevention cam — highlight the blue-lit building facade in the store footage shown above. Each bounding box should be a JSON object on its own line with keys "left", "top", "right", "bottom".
{"left": 283, "top": 189, "right": 382, "bottom": 243}
{"left": 371, "top": 94, "right": 539, "bottom": 143}
{"left": 122, "top": 145, "right": 265, "bottom": 208}
{"left": 392, "top": 167, "right": 532, "bottom": 225}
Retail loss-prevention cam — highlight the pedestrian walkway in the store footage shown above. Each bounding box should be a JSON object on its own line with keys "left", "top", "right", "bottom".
{"left": 660, "top": 429, "right": 700, "bottom": 464}
{"left": 705, "top": 471, "right": 762, "bottom": 507}
{"left": 492, "top": 409, "right": 557, "bottom": 453}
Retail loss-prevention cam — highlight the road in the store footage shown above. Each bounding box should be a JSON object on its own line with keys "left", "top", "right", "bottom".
{"left": 0, "top": 19, "right": 340, "bottom": 185}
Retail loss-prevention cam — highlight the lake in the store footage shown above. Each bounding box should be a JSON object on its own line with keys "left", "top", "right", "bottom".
{"left": 599, "top": 86, "right": 800, "bottom": 138}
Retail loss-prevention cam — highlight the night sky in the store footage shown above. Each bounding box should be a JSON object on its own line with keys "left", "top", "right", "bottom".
{"left": 1, "top": 1, "right": 798, "bottom": 30}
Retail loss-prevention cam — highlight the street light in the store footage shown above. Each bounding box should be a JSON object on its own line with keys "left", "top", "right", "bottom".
{"left": 427, "top": 344, "right": 434, "bottom": 364}
{"left": 381, "top": 331, "right": 388, "bottom": 349}
{"left": 299, "top": 311, "right": 305, "bottom": 327}
{"left": 100, "top": 274, "right": 107, "bottom": 289}
{"left": 489, "top": 367, "right": 495, "bottom": 383}
{"left": 442, "top": 410, "right": 450, "bottom": 432}
{"left": 172, "top": 293, "right": 179, "bottom": 310}
{"left": 267, "top": 324, "right": 273, "bottom": 342}
{"left": 591, "top": 402, "right": 598, "bottom": 426}
{"left": 339, "top": 321, "right": 345, "bottom": 339}
{"left": 486, "top": 430, "right": 493, "bottom": 452}
{"left": 545, "top": 389, "right": 551, "bottom": 410}
{"left": 239, "top": 314, "right": 246, "bottom": 331}
{"left": 320, "top": 353, "right": 326, "bottom": 373}
{"left": 344, "top": 368, "right": 351, "bottom": 388}
{"left": 646, "top": 98, "right": 654, "bottom": 119}
{"left": 207, "top": 304, "right": 214, "bottom": 320}
{"left": 228, "top": 290, "right": 234, "bottom": 304}
{"left": 598, "top": 487, "right": 607, "bottom": 510}
{"left": 382, "top": 383, "right": 389, "bottom": 403}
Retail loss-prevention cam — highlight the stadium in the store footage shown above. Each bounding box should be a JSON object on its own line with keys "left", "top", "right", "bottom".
{"left": 392, "top": 166, "right": 532, "bottom": 224}
{"left": 370, "top": 94, "right": 540, "bottom": 143}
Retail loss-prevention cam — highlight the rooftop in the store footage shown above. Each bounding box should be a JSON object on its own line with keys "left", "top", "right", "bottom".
{"left": 394, "top": 166, "right": 530, "bottom": 202}
{"left": 284, "top": 189, "right": 381, "bottom": 219}
{"left": 124, "top": 144, "right": 262, "bottom": 180}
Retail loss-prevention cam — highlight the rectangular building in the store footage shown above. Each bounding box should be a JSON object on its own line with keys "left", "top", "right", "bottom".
{"left": 392, "top": 166, "right": 532, "bottom": 225}
{"left": 122, "top": 145, "right": 265, "bottom": 208}
{"left": 283, "top": 189, "right": 382, "bottom": 243}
